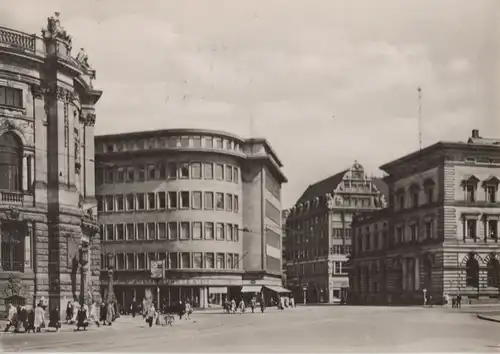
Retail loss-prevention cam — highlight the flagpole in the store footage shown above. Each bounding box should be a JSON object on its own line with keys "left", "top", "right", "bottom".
{"left": 418, "top": 87, "right": 422, "bottom": 150}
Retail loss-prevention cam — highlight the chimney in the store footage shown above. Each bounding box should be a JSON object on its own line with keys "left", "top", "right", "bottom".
{"left": 472, "top": 129, "right": 480, "bottom": 138}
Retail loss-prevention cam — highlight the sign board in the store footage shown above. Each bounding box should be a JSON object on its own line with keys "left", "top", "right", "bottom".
{"left": 150, "top": 260, "right": 164, "bottom": 279}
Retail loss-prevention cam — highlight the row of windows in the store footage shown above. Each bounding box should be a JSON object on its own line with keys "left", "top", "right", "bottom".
{"left": 98, "top": 135, "right": 244, "bottom": 154}
{"left": 0, "top": 86, "right": 22, "bottom": 108}
{"left": 101, "top": 221, "right": 241, "bottom": 242}
{"left": 286, "top": 245, "right": 352, "bottom": 261}
{"left": 462, "top": 180, "right": 498, "bottom": 203}
{"left": 98, "top": 191, "right": 239, "bottom": 213}
{"left": 102, "top": 251, "right": 241, "bottom": 271}
{"left": 463, "top": 219, "right": 498, "bottom": 240}
{"left": 97, "top": 162, "right": 240, "bottom": 185}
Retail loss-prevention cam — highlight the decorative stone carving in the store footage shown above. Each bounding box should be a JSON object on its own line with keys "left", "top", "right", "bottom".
{"left": 326, "top": 193, "right": 335, "bottom": 209}
{"left": 31, "top": 84, "right": 45, "bottom": 99}
{"left": 81, "top": 112, "right": 96, "bottom": 127}
{"left": 4, "top": 274, "right": 27, "bottom": 298}
{"left": 0, "top": 119, "right": 16, "bottom": 131}
{"left": 76, "top": 48, "right": 91, "bottom": 69}
{"left": 43, "top": 12, "right": 72, "bottom": 45}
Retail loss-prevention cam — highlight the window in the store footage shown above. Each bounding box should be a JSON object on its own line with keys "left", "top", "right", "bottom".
{"left": 126, "top": 254, "right": 135, "bottom": 270}
{"left": 147, "top": 193, "right": 156, "bottom": 210}
{"left": 137, "top": 253, "right": 146, "bottom": 269}
{"left": 193, "top": 136, "right": 202, "bottom": 148}
{"left": 205, "top": 222, "right": 214, "bottom": 240}
{"left": 487, "top": 258, "right": 500, "bottom": 288}
{"left": 116, "top": 195, "right": 124, "bottom": 211}
{"left": 191, "top": 163, "right": 202, "bottom": 179}
{"left": 180, "top": 222, "right": 190, "bottom": 240}
{"left": 234, "top": 195, "right": 239, "bottom": 213}
{"left": 467, "top": 219, "right": 477, "bottom": 239}
{"left": 215, "top": 164, "right": 224, "bottom": 180}
{"left": 204, "top": 163, "right": 213, "bottom": 179}
{"left": 96, "top": 169, "right": 104, "bottom": 185}
{"left": 168, "top": 222, "right": 178, "bottom": 240}
{"left": 425, "top": 186, "right": 434, "bottom": 203}
{"left": 105, "top": 196, "right": 114, "bottom": 211}
{"left": 158, "top": 163, "right": 166, "bottom": 179}
{"left": 204, "top": 137, "right": 213, "bottom": 148}
{"left": 126, "top": 194, "right": 135, "bottom": 210}
{"left": 105, "top": 169, "right": 114, "bottom": 184}
{"left": 137, "top": 166, "right": 145, "bottom": 182}
{"left": 216, "top": 223, "right": 225, "bottom": 240}
{"left": 423, "top": 221, "right": 432, "bottom": 240}
{"left": 216, "top": 253, "right": 225, "bottom": 269}
{"left": 137, "top": 223, "right": 145, "bottom": 240}
{"left": 226, "top": 254, "right": 234, "bottom": 269}
{"left": 233, "top": 167, "right": 239, "bottom": 183}
{"left": 116, "top": 224, "right": 125, "bottom": 240}
{"left": 181, "top": 252, "right": 191, "bottom": 268}
{"left": 224, "top": 139, "right": 231, "bottom": 149}
{"left": 488, "top": 220, "right": 498, "bottom": 239}
{"left": 466, "top": 184, "right": 475, "bottom": 202}
{"left": 180, "top": 136, "right": 189, "bottom": 147}
{"left": 226, "top": 194, "right": 233, "bottom": 211}
{"left": 487, "top": 186, "right": 497, "bottom": 203}
{"left": 97, "top": 196, "right": 103, "bottom": 212}
{"left": 233, "top": 225, "right": 239, "bottom": 242}
{"left": 158, "top": 222, "right": 167, "bottom": 239}
{"left": 180, "top": 191, "right": 190, "bottom": 208}
{"left": 412, "top": 190, "right": 419, "bottom": 208}
{"left": 204, "top": 192, "right": 214, "bottom": 209}
{"left": 167, "top": 163, "right": 177, "bottom": 179}
{"left": 396, "top": 227, "right": 404, "bottom": 244}
{"left": 147, "top": 165, "right": 157, "bottom": 180}
{"left": 0, "top": 86, "right": 22, "bottom": 108}
{"left": 192, "top": 191, "right": 202, "bottom": 209}
{"left": 147, "top": 223, "right": 156, "bottom": 240}
{"left": 1, "top": 222, "right": 25, "bottom": 271}
{"left": 158, "top": 192, "right": 166, "bottom": 209}
{"left": 225, "top": 166, "right": 233, "bottom": 182}
{"left": 193, "top": 252, "right": 203, "bottom": 268}
{"left": 180, "top": 163, "right": 190, "bottom": 179}
{"left": 410, "top": 224, "right": 417, "bottom": 242}
{"left": 116, "top": 168, "right": 124, "bottom": 183}
{"left": 215, "top": 138, "right": 223, "bottom": 149}
{"left": 466, "top": 254, "right": 479, "bottom": 287}
{"left": 126, "top": 224, "right": 135, "bottom": 240}
{"left": 205, "top": 253, "right": 214, "bottom": 269}
{"left": 168, "top": 252, "right": 178, "bottom": 269}
{"left": 192, "top": 222, "right": 202, "bottom": 239}
{"left": 216, "top": 193, "right": 224, "bottom": 210}
{"left": 398, "top": 194, "right": 405, "bottom": 210}
{"left": 106, "top": 225, "right": 114, "bottom": 241}
{"left": 126, "top": 168, "right": 135, "bottom": 182}
{"left": 116, "top": 254, "right": 125, "bottom": 270}
{"left": 136, "top": 193, "right": 145, "bottom": 210}
{"left": 227, "top": 224, "right": 233, "bottom": 241}
{"left": 168, "top": 192, "right": 177, "bottom": 209}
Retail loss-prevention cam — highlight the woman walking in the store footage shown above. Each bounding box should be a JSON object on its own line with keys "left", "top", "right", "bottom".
{"left": 34, "top": 303, "right": 46, "bottom": 333}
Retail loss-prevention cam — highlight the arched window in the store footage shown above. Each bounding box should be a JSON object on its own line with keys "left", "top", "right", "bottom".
{"left": 0, "top": 132, "right": 22, "bottom": 191}
{"left": 465, "top": 254, "right": 479, "bottom": 287}
{"left": 487, "top": 258, "right": 500, "bottom": 288}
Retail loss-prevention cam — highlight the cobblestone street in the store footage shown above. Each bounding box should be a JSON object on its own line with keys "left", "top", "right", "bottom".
{"left": 2, "top": 306, "right": 499, "bottom": 352}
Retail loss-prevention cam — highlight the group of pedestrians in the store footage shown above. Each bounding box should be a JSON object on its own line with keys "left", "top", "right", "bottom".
{"left": 133, "top": 298, "right": 194, "bottom": 328}
{"left": 223, "top": 294, "right": 296, "bottom": 315}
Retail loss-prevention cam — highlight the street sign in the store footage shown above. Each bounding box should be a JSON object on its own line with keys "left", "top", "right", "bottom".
{"left": 150, "top": 260, "right": 165, "bottom": 279}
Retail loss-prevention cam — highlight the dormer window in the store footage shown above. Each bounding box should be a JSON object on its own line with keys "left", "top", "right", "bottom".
{"left": 461, "top": 175, "right": 480, "bottom": 203}
{"left": 482, "top": 176, "right": 499, "bottom": 203}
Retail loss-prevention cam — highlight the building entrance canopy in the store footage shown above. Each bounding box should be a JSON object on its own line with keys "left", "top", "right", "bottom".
{"left": 265, "top": 285, "right": 291, "bottom": 293}
{"left": 241, "top": 285, "right": 262, "bottom": 293}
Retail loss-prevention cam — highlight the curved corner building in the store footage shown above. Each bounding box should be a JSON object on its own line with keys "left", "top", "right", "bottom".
{"left": 95, "top": 129, "right": 287, "bottom": 308}
{"left": 0, "top": 15, "right": 102, "bottom": 315}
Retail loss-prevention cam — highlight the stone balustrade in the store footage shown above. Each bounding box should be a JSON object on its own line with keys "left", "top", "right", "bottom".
{"left": 1, "top": 191, "right": 24, "bottom": 204}
{"left": 0, "top": 26, "right": 36, "bottom": 51}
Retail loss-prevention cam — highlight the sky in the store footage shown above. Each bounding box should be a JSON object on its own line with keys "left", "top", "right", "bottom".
{"left": 1, "top": 0, "right": 499, "bottom": 208}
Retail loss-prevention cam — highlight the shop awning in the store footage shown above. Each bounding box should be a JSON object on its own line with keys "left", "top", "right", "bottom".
{"left": 241, "top": 285, "right": 262, "bottom": 293}
{"left": 265, "top": 285, "right": 291, "bottom": 293}
{"left": 209, "top": 287, "right": 227, "bottom": 294}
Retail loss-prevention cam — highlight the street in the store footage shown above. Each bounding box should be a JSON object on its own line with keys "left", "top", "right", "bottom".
{"left": 1, "top": 306, "right": 499, "bottom": 352}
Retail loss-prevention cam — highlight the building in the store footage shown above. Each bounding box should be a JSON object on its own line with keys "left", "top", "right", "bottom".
{"left": 0, "top": 14, "right": 102, "bottom": 315}
{"left": 350, "top": 130, "right": 500, "bottom": 305}
{"left": 284, "top": 161, "right": 388, "bottom": 303}
{"left": 95, "top": 129, "right": 287, "bottom": 309}
{"left": 282, "top": 209, "right": 290, "bottom": 285}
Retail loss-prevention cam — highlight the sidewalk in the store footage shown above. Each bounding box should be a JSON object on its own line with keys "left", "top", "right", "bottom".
{"left": 476, "top": 313, "right": 500, "bottom": 323}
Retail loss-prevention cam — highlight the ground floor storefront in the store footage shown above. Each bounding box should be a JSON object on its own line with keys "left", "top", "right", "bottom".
{"left": 286, "top": 276, "right": 348, "bottom": 304}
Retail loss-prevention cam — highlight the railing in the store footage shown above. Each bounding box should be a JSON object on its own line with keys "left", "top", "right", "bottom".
{"left": 0, "top": 26, "right": 36, "bottom": 51}
{"left": 0, "top": 191, "right": 24, "bottom": 204}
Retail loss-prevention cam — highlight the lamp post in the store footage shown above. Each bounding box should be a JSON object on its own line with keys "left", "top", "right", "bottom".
{"left": 78, "top": 245, "right": 89, "bottom": 306}
{"left": 106, "top": 252, "right": 115, "bottom": 303}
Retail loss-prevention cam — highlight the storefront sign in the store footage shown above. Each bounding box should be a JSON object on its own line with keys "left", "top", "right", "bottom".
{"left": 117, "top": 277, "right": 242, "bottom": 287}
{"left": 150, "top": 260, "right": 164, "bottom": 279}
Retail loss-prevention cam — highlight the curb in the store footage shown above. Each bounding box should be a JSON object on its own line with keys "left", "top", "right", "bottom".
{"left": 476, "top": 313, "right": 500, "bottom": 323}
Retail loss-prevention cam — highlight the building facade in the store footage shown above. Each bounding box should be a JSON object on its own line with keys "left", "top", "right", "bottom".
{"left": 284, "top": 161, "right": 387, "bottom": 303}
{"left": 350, "top": 130, "right": 500, "bottom": 305}
{"left": 95, "top": 129, "right": 287, "bottom": 309}
{"left": 0, "top": 14, "right": 102, "bottom": 315}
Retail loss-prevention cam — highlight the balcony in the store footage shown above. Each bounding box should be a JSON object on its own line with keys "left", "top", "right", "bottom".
{"left": 0, "top": 191, "right": 25, "bottom": 205}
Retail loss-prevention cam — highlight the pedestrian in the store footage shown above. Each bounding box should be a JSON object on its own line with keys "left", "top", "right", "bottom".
{"left": 34, "top": 302, "right": 46, "bottom": 333}
{"left": 238, "top": 299, "right": 245, "bottom": 314}
{"left": 457, "top": 294, "right": 462, "bottom": 308}
{"left": 185, "top": 301, "right": 193, "bottom": 320}
{"left": 290, "top": 295, "right": 295, "bottom": 308}
{"left": 48, "top": 307, "right": 61, "bottom": 331}
{"left": 26, "top": 307, "right": 36, "bottom": 333}
{"left": 3, "top": 302, "right": 17, "bottom": 332}
{"left": 177, "top": 301, "right": 185, "bottom": 320}
{"left": 452, "top": 297, "right": 456, "bottom": 308}
{"left": 250, "top": 296, "right": 256, "bottom": 313}
{"left": 444, "top": 293, "right": 450, "bottom": 308}
{"left": 230, "top": 299, "right": 236, "bottom": 314}
{"left": 130, "top": 298, "right": 137, "bottom": 318}
{"left": 100, "top": 302, "right": 107, "bottom": 325}
{"left": 88, "top": 301, "right": 100, "bottom": 327}
{"left": 146, "top": 304, "right": 155, "bottom": 328}
{"left": 65, "top": 301, "right": 73, "bottom": 324}
{"left": 106, "top": 301, "right": 115, "bottom": 326}
{"left": 76, "top": 306, "right": 88, "bottom": 331}
{"left": 260, "top": 296, "right": 266, "bottom": 313}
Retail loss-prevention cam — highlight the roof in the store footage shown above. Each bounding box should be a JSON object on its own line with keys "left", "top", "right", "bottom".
{"left": 296, "top": 170, "right": 348, "bottom": 204}
{"left": 467, "top": 137, "right": 500, "bottom": 145}
{"left": 95, "top": 128, "right": 245, "bottom": 143}
{"left": 372, "top": 177, "right": 389, "bottom": 199}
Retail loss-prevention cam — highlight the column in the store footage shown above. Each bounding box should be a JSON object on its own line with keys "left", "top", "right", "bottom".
{"left": 24, "top": 223, "right": 33, "bottom": 271}
{"left": 29, "top": 155, "right": 34, "bottom": 190}
{"left": 22, "top": 154, "right": 28, "bottom": 191}
{"left": 414, "top": 257, "right": 420, "bottom": 290}
{"left": 402, "top": 260, "right": 407, "bottom": 291}
{"left": 202, "top": 286, "right": 208, "bottom": 309}
{"left": 199, "top": 287, "right": 205, "bottom": 308}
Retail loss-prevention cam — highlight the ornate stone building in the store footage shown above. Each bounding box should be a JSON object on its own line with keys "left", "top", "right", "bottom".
{"left": 95, "top": 129, "right": 287, "bottom": 309}
{"left": 350, "top": 130, "right": 500, "bottom": 305}
{"left": 284, "top": 161, "right": 387, "bottom": 303}
{"left": 0, "top": 14, "right": 102, "bottom": 315}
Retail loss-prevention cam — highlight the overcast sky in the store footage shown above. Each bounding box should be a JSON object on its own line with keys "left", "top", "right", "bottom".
{"left": 1, "top": 0, "right": 499, "bottom": 208}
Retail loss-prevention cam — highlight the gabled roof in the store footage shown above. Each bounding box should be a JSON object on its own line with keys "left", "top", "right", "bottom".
{"left": 467, "top": 137, "right": 500, "bottom": 145}
{"left": 296, "top": 170, "right": 348, "bottom": 204}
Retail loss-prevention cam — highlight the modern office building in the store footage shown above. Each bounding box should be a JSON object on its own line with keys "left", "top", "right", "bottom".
{"left": 350, "top": 130, "right": 500, "bottom": 305}
{"left": 95, "top": 129, "right": 287, "bottom": 308}
{"left": 0, "top": 14, "right": 102, "bottom": 315}
{"left": 284, "top": 161, "right": 387, "bottom": 303}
